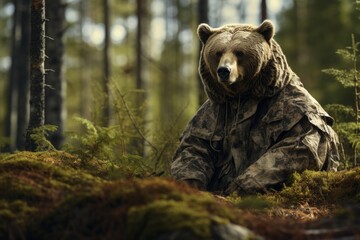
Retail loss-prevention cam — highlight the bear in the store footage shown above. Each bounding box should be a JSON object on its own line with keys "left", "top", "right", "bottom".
{"left": 170, "top": 20, "right": 340, "bottom": 195}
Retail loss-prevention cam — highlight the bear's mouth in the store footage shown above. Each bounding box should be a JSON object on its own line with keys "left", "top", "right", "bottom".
{"left": 218, "top": 77, "right": 247, "bottom": 95}
{"left": 217, "top": 76, "right": 242, "bottom": 86}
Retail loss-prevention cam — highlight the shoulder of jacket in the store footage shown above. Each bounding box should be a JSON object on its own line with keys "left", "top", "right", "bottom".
{"left": 263, "top": 81, "right": 333, "bottom": 133}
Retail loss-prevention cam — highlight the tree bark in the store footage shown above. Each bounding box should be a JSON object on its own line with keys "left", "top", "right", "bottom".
{"left": 135, "top": 0, "right": 148, "bottom": 156}
{"left": 5, "top": 0, "right": 20, "bottom": 152}
{"left": 45, "top": 0, "right": 66, "bottom": 149}
{"left": 25, "top": 0, "right": 46, "bottom": 151}
{"left": 79, "top": 0, "right": 91, "bottom": 120}
{"left": 16, "top": 0, "right": 31, "bottom": 150}
{"left": 102, "top": 0, "right": 111, "bottom": 126}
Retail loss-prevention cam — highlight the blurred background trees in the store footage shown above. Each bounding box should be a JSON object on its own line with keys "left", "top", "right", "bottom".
{"left": 0, "top": 0, "right": 359, "bottom": 169}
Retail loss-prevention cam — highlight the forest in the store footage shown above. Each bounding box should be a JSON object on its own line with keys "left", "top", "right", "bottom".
{"left": 0, "top": 0, "right": 360, "bottom": 239}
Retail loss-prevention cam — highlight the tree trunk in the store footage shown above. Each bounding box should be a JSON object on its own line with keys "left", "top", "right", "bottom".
{"left": 16, "top": 0, "right": 31, "bottom": 150}
{"left": 136, "top": 0, "right": 149, "bottom": 93}
{"left": 135, "top": 0, "right": 148, "bottom": 156}
{"left": 25, "top": 0, "right": 46, "bottom": 151}
{"left": 197, "top": 0, "right": 208, "bottom": 105}
{"left": 45, "top": 0, "right": 66, "bottom": 149}
{"left": 79, "top": 0, "right": 91, "bottom": 120}
{"left": 136, "top": 0, "right": 143, "bottom": 91}
{"left": 102, "top": 0, "right": 111, "bottom": 126}
{"left": 5, "top": 0, "right": 20, "bottom": 152}
{"left": 260, "top": 0, "right": 268, "bottom": 22}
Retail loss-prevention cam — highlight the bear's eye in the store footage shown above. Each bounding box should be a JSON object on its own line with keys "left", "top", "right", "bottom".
{"left": 215, "top": 51, "right": 222, "bottom": 58}
{"left": 234, "top": 51, "right": 244, "bottom": 58}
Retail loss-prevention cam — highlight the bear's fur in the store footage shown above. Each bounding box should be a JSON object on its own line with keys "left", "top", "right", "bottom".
{"left": 198, "top": 20, "right": 290, "bottom": 102}
{"left": 170, "top": 20, "right": 340, "bottom": 194}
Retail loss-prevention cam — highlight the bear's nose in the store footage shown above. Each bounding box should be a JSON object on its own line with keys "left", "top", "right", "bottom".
{"left": 217, "top": 66, "right": 231, "bottom": 81}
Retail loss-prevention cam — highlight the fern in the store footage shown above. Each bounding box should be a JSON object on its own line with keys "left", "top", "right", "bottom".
{"left": 29, "top": 125, "right": 57, "bottom": 151}
{"left": 63, "top": 117, "right": 120, "bottom": 165}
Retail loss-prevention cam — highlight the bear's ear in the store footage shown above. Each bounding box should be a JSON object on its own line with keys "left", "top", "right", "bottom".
{"left": 256, "top": 20, "right": 275, "bottom": 43}
{"left": 197, "top": 23, "right": 214, "bottom": 44}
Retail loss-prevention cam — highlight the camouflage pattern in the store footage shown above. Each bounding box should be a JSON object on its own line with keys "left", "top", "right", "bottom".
{"left": 170, "top": 22, "right": 340, "bottom": 195}
{"left": 171, "top": 77, "right": 340, "bottom": 195}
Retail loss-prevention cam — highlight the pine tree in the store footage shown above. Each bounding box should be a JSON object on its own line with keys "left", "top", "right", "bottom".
{"left": 25, "top": 0, "right": 46, "bottom": 151}
{"left": 323, "top": 34, "right": 360, "bottom": 168}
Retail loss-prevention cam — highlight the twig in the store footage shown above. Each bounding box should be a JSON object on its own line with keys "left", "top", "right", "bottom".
{"left": 153, "top": 102, "right": 189, "bottom": 171}
{"left": 112, "top": 84, "right": 158, "bottom": 154}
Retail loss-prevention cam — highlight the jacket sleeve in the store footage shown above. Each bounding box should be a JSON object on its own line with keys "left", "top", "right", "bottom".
{"left": 227, "top": 114, "right": 340, "bottom": 195}
{"left": 170, "top": 101, "right": 223, "bottom": 190}
{"left": 170, "top": 129, "right": 219, "bottom": 190}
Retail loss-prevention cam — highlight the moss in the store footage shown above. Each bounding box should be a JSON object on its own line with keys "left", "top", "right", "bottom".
{"left": 235, "top": 196, "right": 275, "bottom": 210}
{"left": 31, "top": 178, "right": 242, "bottom": 240}
{"left": 0, "top": 152, "right": 104, "bottom": 200}
{"left": 0, "top": 151, "right": 81, "bottom": 167}
{"left": 0, "top": 152, "right": 246, "bottom": 239}
{"left": 273, "top": 168, "right": 360, "bottom": 206}
{"left": 3, "top": 150, "right": 360, "bottom": 239}
{"left": 0, "top": 200, "right": 36, "bottom": 239}
{"left": 0, "top": 151, "right": 105, "bottom": 239}
{"left": 126, "top": 200, "right": 227, "bottom": 239}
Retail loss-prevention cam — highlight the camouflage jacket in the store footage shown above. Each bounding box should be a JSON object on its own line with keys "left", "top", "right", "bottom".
{"left": 170, "top": 77, "right": 340, "bottom": 195}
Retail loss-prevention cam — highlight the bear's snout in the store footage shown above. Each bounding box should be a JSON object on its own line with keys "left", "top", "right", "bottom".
{"left": 217, "top": 66, "right": 231, "bottom": 81}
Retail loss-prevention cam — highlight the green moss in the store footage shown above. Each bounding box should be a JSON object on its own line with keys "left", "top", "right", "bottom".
{"left": 0, "top": 151, "right": 105, "bottom": 239}
{"left": 31, "top": 178, "right": 242, "bottom": 240}
{"left": 236, "top": 196, "right": 275, "bottom": 210}
{"left": 5, "top": 150, "right": 360, "bottom": 239}
{"left": 0, "top": 200, "right": 36, "bottom": 239}
{"left": 0, "top": 151, "right": 81, "bottom": 167}
{"left": 0, "top": 152, "right": 104, "bottom": 200}
{"left": 126, "top": 200, "right": 227, "bottom": 239}
{"left": 274, "top": 168, "right": 360, "bottom": 205}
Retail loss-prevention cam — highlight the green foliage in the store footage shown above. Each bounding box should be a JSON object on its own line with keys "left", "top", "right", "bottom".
{"left": 275, "top": 169, "right": 360, "bottom": 206}
{"left": 110, "top": 83, "right": 184, "bottom": 175}
{"left": 277, "top": 0, "right": 359, "bottom": 105}
{"left": 323, "top": 34, "right": 360, "bottom": 167}
{"left": 62, "top": 116, "right": 154, "bottom": 179}
{"left": 325, "top": 104, "right": 355, "bottom": 122}
{"left": 28, "top": 125, "right": 58, "bottom": 151}
{"left": 322, "top": 68, "right": 355, "bottom": 88}
{"left": 63, "top": 117, "right": 120, "bottom": 164}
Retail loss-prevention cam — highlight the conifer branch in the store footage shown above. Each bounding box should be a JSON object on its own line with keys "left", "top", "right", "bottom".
{"left": 112, "top": 84, "right": 158, "bottom": 155}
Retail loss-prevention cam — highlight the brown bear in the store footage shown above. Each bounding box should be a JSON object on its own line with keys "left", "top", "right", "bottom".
{"left": 170, "top": 20, "right": 340, "bottom": 195}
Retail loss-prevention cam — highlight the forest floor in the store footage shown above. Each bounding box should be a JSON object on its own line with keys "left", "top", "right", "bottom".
{"left": 1, "top": 151, "right": 360, "bottom": 240}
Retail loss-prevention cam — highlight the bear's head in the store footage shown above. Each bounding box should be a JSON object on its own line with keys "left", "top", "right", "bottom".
{"left": 198, "top": 20, "right": 290, "bottom": 102}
